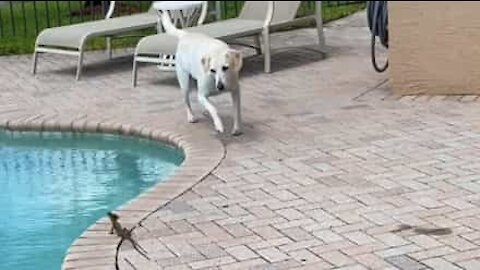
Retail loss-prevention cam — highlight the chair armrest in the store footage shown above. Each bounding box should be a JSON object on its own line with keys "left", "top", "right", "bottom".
{"left": 263, "top": 1, "right": 275, "bottom": 28}
{"left": 105, "top": 1, "right": 116, "bottom": 19}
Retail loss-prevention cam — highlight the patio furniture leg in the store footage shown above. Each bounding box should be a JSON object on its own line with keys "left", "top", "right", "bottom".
{"left": 262, "top": 28, "right": 271, "bottom": 73}
{"left": 315, "top": 1, "right": 326, "bottom": 52}
{"left": 32, "top": 49, "right": 39, "bottom": 75}
{"left": 254, "top": 35, "right": 262, "bottom": 55}
{"left": 107, "top": 37, "right": 112, "bottom": 59}
{"left": 132, "top": 57, "right": 138, "bottom": 87}
{"left": 76, "top": 51, "right": 84, "bottom": 81}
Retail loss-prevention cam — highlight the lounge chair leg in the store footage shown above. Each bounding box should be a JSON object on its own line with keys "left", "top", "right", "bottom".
{"left": 262, "top": 29, "right": 271, "bottom": 73}
{"left": 107, "top": 37, "right": 112, "bottom": 59}
{"left": 32, "top": 50, "right": 39, "bottom": 75}
{"left": 76, "top": 51, "right": 84, "bottom": 81}
{"left": 132, "top": 58, "right": 138, "bottom": 88}
{"left": 254, "top": 35, "right": 262, "bottom": 55}
{"left": 315, "top": 1, "right": 326, "bottom": 52}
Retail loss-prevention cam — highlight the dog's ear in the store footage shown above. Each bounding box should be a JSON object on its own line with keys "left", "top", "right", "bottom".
{"left": 201, "top": 56, "right": 210, "bottom": 73}
{"left": 229, "top": 50, "right": 243, "bottom": 72}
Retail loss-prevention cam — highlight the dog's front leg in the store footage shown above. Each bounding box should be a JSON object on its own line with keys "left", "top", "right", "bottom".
{"left": 177, "top": 69, "right": 197, "bottom": 123}
{"left": 198, "top": 95, "right": 224, "bottom": 133}
{"left": 184, "top": 87, "right": 197, "bottom": 123}
{"left": 231, "top": 89, "right": 242, "bottom": 136}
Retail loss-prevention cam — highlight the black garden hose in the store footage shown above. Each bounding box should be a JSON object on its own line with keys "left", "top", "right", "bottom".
{"left": 367, "top": 1, "right": 388, "bottom": 72}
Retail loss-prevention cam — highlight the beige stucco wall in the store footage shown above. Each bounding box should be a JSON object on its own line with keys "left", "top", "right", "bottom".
{"left": 390, "top": 1, "right": 480, "bottom": 95}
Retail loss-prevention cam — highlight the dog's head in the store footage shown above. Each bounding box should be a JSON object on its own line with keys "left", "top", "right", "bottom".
{"left": 201, "top": 49, "right": 243, "bottom": 91}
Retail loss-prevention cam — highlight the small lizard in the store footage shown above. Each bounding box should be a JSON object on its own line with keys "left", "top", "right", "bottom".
{"left": 108, "top": 212, "right": 149, "bottom": 258}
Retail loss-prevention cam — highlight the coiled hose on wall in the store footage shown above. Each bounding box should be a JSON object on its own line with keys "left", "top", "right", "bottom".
{"left": 367, "top": 1, "right": 388, "bottom": 72}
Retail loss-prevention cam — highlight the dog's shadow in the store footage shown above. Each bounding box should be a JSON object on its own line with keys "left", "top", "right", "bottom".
{"left": 195, "top": 110, "right": 262, "bottom": 146}
{"left": 214, "top": 119, "right": 264, "bottom": 147}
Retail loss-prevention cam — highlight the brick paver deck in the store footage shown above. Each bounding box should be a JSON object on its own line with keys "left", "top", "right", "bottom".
{"left": 1, "top": 11, "right": 480, "bottom": 270}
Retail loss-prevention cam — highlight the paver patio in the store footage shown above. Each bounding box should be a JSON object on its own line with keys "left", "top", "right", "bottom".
{"left": 1, "top": 10, "right": 480, "bottom": 270}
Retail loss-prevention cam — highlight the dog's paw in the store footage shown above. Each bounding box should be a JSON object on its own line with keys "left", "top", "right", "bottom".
{"left": 231, "top": 129, "right": 243, "bottom": 136}
{"left": 188, "top": 115, "right": 198, "bottom": 123}
{"left": 215, "top": 125, "right": 224, "bottom": 133}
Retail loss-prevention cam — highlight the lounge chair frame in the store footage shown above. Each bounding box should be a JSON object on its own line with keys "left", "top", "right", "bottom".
{"left": 32, "top": 1, "right": 158, "bottom": 80}
{"left": 132, "top": 1, "right": 325, "bottom": 87}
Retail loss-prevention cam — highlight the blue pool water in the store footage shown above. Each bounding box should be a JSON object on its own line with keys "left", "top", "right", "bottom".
{"left": 0, "top": 130, "right": 183, "bottom": 270}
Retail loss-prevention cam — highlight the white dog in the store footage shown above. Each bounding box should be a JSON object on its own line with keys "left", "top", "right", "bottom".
{"left": 161, "top": 13, "right": 243, "bottom": 135}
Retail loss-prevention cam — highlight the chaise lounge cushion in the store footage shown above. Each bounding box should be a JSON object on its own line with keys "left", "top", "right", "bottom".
{"left": 135, "top": 18, "right": 264, "bottom": 57}
{"left": 136, "top": 33, "right": 179, "bottom": 56}
{"left": 187, "top": 18, "right": 264, "bottom": 39}
{"left": 36, "top": 13, "right": 158, "bottom": 49}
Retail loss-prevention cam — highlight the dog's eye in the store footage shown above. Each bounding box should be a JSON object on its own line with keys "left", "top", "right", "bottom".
{"left": 210, "top": 69, "right": 216, "bottom": 73}
{"left": 222, "top": 66, "right": 229, "bottom": 71}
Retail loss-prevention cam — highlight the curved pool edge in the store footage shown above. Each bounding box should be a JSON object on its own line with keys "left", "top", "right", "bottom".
{"left": 0, "top": 118, "right": 225, "bottom": 270}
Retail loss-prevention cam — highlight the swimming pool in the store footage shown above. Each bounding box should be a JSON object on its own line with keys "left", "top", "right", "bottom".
{"left": 0, "top": 130, "right": 184, "bottom": 270}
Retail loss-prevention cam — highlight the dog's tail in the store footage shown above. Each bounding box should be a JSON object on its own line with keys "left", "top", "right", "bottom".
{"left": 161, "top": 12, "right": 185, "bottom": 38}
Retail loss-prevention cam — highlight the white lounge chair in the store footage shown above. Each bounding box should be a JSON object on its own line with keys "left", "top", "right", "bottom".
{"left": 132, "top": 1, "right": 326, "bottom": 87}
{"left": 32, "top": 1, "right": 158, "bottom": 80}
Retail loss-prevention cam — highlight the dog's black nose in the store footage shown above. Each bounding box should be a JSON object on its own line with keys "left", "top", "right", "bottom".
{"left": 217, "top": 82, "right": 225, "bottom": 91}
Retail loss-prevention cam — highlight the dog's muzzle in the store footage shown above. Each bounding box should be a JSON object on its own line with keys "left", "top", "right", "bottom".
{"left": 216, "top": 82, "right": 225, "bottom": 91}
